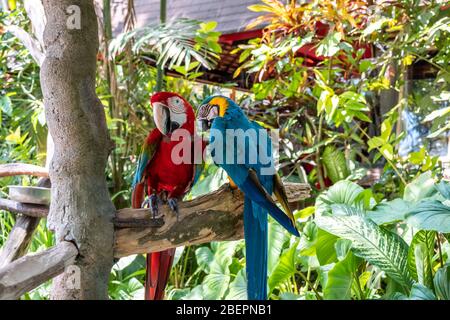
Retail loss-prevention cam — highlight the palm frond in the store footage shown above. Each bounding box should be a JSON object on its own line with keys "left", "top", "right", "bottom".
{"left": 109, "top": 19, "right": 220, "bottom": 72}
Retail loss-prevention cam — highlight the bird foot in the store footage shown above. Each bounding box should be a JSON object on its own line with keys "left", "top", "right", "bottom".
{"left": 167, "top": 198, "right": 179, "bottom": 221}
{"left": 142, "top": 194, "right": 159, "bottom": 219}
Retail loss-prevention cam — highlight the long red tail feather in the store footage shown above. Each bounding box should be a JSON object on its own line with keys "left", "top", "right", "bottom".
{"left": 145, "top": 249, "right": 175, "bottom": 300}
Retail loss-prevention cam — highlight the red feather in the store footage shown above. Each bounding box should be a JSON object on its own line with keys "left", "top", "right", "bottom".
{"left": 132, "top": 92, "right": 203, "bottom": 300}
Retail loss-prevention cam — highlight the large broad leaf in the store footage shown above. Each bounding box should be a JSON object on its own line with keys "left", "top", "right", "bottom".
{"left": 181, "top": 285, "right": 205, "bottom": 300}
{"left": 315, "top": 180, "right": 365, "bottom": 216}
{"left": 195, "top": 246, "right": 214, "bottom": 273}
{"left": 268, "top": 241, "right": 299, "bottom": 292}
{"left": 403, "top": 171, "right": 436, "bottom": 203}
{"left": 434, "top": 264, "right": 450, "bottom": 300}
{"left": 200, "top": 241, "right": 239, "bottom": 299}
{"left": 225, "top": 269, "right": 247, "bottom": 300}
{"left": 435, "top": 181, "right": 450, "bottom": 200}
{"left": 367, "top": 199, "right": 413, "bottom": 225}
{"left": 406, "top": 200, "right": 450, "bottom": 233}
{"left": 407, "top": 230, "right": 436, "bottom": 289}
{"left": 316, "top": 204, "right": 413, "bottom": 288}
{"left": 315, "top": 229, "right": 339, "bottom": 265}
{"left": 322, "top": 145, "right": 350, "bottom": 184}
{"left": 267, "top": 218, "right": 288, "bottom": 274}
{"left": 392, "top": 283, "right": 436, "bottom": 300}
{"left": 201, "top": 258, "right": 231, "bottom": 300}
{"left": 323, "top": 250, "right": 358, "bottom": 300}
{"left": 299, "top": 221, "right": 318, "bottom": 256}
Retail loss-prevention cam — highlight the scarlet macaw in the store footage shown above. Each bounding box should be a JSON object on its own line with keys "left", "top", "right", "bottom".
{"left": 197, "top": 96, "right": 300, "bottom": 300}
{"left": 132, "top": 92, "right": 202, "bottom": 300}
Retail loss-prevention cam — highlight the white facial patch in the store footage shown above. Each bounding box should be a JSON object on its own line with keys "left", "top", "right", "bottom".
{"left": 168, "top": 96, "right": 185, "bottom": 114}
{"left": 168, "top": 96, "right": 187, "bottom": 128}
{"left": 207, "top": 105, "right": 219, "bottom": 120}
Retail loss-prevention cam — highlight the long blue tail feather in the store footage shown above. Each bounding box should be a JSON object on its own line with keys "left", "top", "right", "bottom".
{"left": 240, "top": 176, "right": 300, "bottom": 237}
{"left": 244, "top": 197, "right": 268, "bottom": 300}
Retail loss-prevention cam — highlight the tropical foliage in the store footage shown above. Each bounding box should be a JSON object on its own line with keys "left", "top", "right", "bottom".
{"left": 1, "top": 0, "right": 450, "bottom": 300}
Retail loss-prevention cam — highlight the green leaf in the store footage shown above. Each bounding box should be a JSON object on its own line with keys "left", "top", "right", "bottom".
{"left": 435, "top": 181, "right": 450, "bottom": 200}
{"left": 195, "top": 247, "right": 214, "bottom": 273}
{"left": 268, "top": 241, "right": 298, "bottom": 292}
{"left": 406, "top": 200, "right": 450, "bottom": 233}
{"left": 403, "top": 171, "right": 436, "bottom": 203}
{"left": 299, "top": 221, "right": 318, "bottom": 256}
{"left": 315, "top": 180, "right": 365, "bottom": 217}
{"left": 362, "top": 18, "right": 390, "bottom": 36}
{"left": 315, "top": 229, "right": 338, "bottom": 265}
{"left": 199, "top": 21, "right": 218, "bottom": 32}
{"left": 434, "top": 264, "right": 450, "bottom": 300}
{"left": 359, "top": 60, "right": 373, "bottom": 73}
{"left": 197, "top": 241, "right": 240, "bottom": 299}
{"left": 392, "top": 283, "right": 436, "bottom": 300}
{"left": 268, "top": 219, "right": 288, "bottom": 274}
{"left": 201, "top": 244, "right": 236, "bottom": 299}
{"left": 423, "top": 106, "right": 450, "bottom": 122}
{"left": 316, "top": 205, "right": 413, "bottom": 288}
{"left": 408, "top": 230, "right": 436, "bottom": 289}
{"left": 322, "top": 145, "right": 350, "bottom": 184}
{"left": 295, "top": 206, "right": 315, "bottom": 219}
{"left": 0, "top": 96, "right": 12, "bottom": 116}
{"left": 323, "top": 251, "right": 358, "bottom": 300}
{"left": 367, "top": 199, "right": 413, "bottom": 225}
{"left": 225, "top": 269, "right": 247, "bottom": 300}
{"left": 316, "top": 32, "right": 342, "bottom": 57}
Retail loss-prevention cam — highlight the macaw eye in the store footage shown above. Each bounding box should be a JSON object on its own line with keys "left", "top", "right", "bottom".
{"left": 169, "top": 96, "right": 185, "bottom": 113}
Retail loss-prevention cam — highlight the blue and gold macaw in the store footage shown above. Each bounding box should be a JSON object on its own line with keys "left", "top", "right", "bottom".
{"left": 197, "top": 96, "right": 300, "bottom": 300}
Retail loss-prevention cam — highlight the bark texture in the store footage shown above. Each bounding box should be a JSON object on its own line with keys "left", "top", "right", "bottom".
{"left": 40, "top": 0, "right": 115, "bottom": 299}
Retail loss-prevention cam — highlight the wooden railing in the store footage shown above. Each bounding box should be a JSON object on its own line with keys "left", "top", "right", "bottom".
{"left": 0, "top": 163, "right": 311, "bottom": 300}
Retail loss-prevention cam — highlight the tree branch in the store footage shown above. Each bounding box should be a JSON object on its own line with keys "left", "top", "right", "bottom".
{"left": 114, "top": 183, "right": 310, "bottom": 258}
{"left": 0, "top": 198, "right": 49, "bottom": 218}
{"left": 0, "top": 182, "right": 310, "bottom": 259}
{"left": 0, "top": 163, "right": 49, "bottom": 178}
{"left": 0, "top": 241, "right": 78, "bottom": 300}
{"left": 0, "top": 215, "right": 41, "bottom": 269}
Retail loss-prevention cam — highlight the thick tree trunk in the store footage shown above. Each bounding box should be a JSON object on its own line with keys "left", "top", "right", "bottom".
{"left": 40, "top": 0, "right": 115, "bottom": 299}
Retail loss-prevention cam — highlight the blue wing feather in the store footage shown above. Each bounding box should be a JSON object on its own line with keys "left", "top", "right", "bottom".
{"left": 132, "top": 129, "right": 162, "bottom": 189}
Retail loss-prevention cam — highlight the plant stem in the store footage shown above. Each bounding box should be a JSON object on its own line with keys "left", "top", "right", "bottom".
{"left": 353, "top": 272, "right": 365, "bottom": 300}
{"left": 437, "top": 232, "right": 444, "bottom": 268}
{"left": 316, "top": 113, "right": 326, "bottom": 190}
{"left": 180, "top": 246, "right": 190, "bottom": 287}
{"left": 296, "top": 271, "right": 322, "bottom": 300}
{"left": 292, "top": 275, "right": 298, "bottom": 294}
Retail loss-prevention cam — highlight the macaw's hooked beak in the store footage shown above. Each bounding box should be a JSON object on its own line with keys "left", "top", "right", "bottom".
{"left": 197, "top": 118, "right": 212, "bottom": 132}
{"left": 152, "top": 102, "right": 180, "bottom": 135}
{"left": 196, "top": 103, "right": 213, "bottom": 132}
